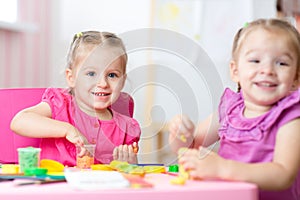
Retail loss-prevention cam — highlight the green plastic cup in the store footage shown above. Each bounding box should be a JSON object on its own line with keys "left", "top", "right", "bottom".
{"left": 17, "top": 147, "right": 41, "bottom": 172}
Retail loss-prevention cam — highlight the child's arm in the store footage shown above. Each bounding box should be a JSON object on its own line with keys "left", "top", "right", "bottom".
{"left": 179, "top": 118, "right": 300, "bottom": 190}
{"left": 10, "top": 102, "right": 85, "bottom": 146}
{"left": 168, "top": 113, "right": 220, "bottom": 153}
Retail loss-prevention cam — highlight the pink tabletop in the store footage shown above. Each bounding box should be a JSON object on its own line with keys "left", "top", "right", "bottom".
{"left": 0, "top": 173, "right": 258, "bottom": 200}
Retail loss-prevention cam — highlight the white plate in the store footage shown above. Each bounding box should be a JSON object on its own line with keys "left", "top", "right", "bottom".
{"left": 64, "top": 169, "right": 130, "bottom": 190}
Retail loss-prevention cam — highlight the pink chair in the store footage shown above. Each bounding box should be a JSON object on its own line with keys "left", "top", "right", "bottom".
{"left": 0, "top": 88, "right": 134, "bottom": 164}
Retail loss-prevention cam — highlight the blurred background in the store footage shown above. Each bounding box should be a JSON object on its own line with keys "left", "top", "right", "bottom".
{"left": 0, "top": 0, "right": 285, "bottom": 164}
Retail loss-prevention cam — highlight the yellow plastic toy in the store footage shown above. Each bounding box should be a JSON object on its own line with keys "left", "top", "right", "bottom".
{"left": 1, "top": 164, "right": 20, "bottom": 174}
{"left": 143, "top": 165, "right": 165, "bottom": 173}
{"left": 91, "top": 164, "right": 114, "bottom": 171}
{"left": 40, "top": 159, "right": 64, "bottom": 172}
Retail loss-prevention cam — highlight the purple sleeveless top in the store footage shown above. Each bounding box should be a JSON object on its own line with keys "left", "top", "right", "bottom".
{"left": 218, "top": 88, "right": 300, "bottom": 200}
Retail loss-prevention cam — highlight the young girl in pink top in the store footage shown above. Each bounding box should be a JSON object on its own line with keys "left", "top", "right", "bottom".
{"left": 11, "top": 31, "right": 141, "bottom": 166}
{"left": 168, "top": 19, "right": 300, "bottom": 200}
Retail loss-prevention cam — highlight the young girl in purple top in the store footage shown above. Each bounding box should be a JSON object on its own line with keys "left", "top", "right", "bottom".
{"left": 168, "top": 19, "right": 300, "bottom": 200}
{"left": 11, "top": 31, "right": 141, "bottom": 166}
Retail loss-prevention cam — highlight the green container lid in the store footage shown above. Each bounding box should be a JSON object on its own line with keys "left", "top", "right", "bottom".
{"left": 168, "top": 164, "right": 179, "bottom": 172}
{"left": 24, "top": 168, "right": 48, "bottom": 176}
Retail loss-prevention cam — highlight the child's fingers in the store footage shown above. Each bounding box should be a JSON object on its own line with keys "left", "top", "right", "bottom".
{"left": 198, "top": 146, "right": 217, "bottom": 161}
{"left": 128, "top": 143, "right": 138, "bottom": 155}
{"left": 79, "top": 134, "right": 89, "bottom": 145}
{"left": 127, "top": 145, "right": 138, "bottom": 164}
{"left": 77, "top": 146, "right": 87, "bottom": 157}
{"left": 175, "top": 124, "right": 190, "bottom": 143}
{"left": 65, "top": 126, "right": 86, "bottom": 146}
{"left": 113, "top": 147, "right": 119, "bottom": 160}
{"left": 120, "top": 145, "right": 128, "bottom": 160}
{"left": 133, "top": 141, "right": 138, "bottom": 148}
{"left": 114, "top": 145, "right": 128, "bottom": 161}
{"left": 169, "top": 115, "right": 184, "bottom": 131}
{"left": 178, "top": 118, "right": 194, "bottom": 136}
{"left": 178, "top": 148, "right": 196, "bottom": 162}
{"left": 77, "top": 139, "right": 84, "bottom": 147}
{"left": 169, "top": 121, "right": 187, "bottom": 140}
{"left": 113, "top": 144, "right": 138, "bottom": 164}
{"left": 182, "top": 115, "right": 194, "bottom": 131}
{"left": 132, "top": 142, "right": 139, "bottom": 153}
{"left": 67, "top": 136, "right": 83, "bottom": 146}
{"left": 169, "top": 115, "right": 194, "bottom": 142}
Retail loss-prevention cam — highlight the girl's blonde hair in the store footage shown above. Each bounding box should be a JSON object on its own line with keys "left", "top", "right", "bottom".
{"left": 66, "top": 31, "right": 127, "bottom": 72}
{"left": 232, "top": 18, "right": 300, "bottom": 91}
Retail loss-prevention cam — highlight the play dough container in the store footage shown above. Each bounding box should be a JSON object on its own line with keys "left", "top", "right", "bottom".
{"left": 17, "top": 147, "right": 41, "bottom": 172}
{"left": 76, "top": 144, "right": 96, "bottom": 169}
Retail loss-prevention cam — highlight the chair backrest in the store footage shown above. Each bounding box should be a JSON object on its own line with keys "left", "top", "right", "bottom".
{"left": 111, "top": 92, "right": 134, "bottom": 117}
{"left": 0, "top": 88, "right": 45, "bottom": 164}
{"left": 0, "top": 88, "right": 134, "bottom": 164}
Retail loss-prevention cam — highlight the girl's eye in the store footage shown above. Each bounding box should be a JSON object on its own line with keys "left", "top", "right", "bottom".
{"left": 276, "top": 61, "right": 288, "bottom": 67}
{"left": 87, "top": 72, "right": 96, "bottom": 77}
{"left": 249, "top": 59, "right": 260, "bottom": 63}
{"left": 108, "top": 73, "right": 118, "bottom": 78}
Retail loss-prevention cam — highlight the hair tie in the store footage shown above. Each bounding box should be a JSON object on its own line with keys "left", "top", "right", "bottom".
{"left": 76, "top": 32, "right": 83, "bottom": 38}
{"left": 243, "top": 22, "right": 249, "bottom": 28}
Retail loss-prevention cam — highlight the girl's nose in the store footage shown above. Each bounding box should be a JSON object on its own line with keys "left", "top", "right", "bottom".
{"left": 260, "top": 63, "right": 275, "bottom": 75}
{"left": 96, "top": 76, "right": 108, "bottom": 88}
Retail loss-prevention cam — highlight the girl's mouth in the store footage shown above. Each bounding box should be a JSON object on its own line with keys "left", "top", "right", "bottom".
{"left": 92, "top": 92, "right": 110, "bottom": 96}
{"left": 255, "top": 82, "right": 277, "bottom": 87}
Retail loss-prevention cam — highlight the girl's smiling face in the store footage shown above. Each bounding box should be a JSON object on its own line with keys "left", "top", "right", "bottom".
{"left": 66, "top": 46, "right": 127, "bottom": 116}
{"left": 230, "top": 28, "right": 298, "bottom": 110}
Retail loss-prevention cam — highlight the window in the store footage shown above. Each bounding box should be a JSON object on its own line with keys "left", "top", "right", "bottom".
{"left": 0, "top": 0, "right": 36, "bottom": 32}
{"left": 0, "top": 0, "right": 17, "bottom": 23}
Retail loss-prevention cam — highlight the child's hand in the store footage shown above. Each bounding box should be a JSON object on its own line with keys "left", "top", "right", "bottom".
{"left": 113, "top": 142, "right": 138, "bottom": 164}
{"left": 65, "top": 125, "right": 88, "bottom": 147}
{"left": 169, "top": 115, "right": 195, "bottom": 143}
{"left": 76, "top": 146, "right": 87, "bottom": 158}
{"left": 76, "top": 145, "right": 94, "bottom": 158}
{"left": 178, "top": 146, "right": 224, "bottom": 180}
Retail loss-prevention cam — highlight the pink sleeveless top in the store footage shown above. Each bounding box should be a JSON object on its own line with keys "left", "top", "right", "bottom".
{"left": 40, "top": 88, "right": 141, "bottom": 166}
{"left": 218, "top": 88, "right": 300, "bottom": 200}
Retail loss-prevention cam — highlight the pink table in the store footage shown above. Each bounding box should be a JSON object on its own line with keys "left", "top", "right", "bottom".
{"left": 0, "top": 173, "right": 258, "bottom": 200}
